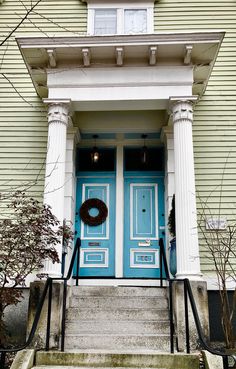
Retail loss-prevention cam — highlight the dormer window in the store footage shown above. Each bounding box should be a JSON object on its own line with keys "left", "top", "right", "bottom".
{"left": 87, "top": 2, "right": 153, "bottom": 35}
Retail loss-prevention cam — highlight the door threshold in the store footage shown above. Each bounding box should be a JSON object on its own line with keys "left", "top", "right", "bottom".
{"left": 73, "top": 279, "right": 168, "bottom": 287}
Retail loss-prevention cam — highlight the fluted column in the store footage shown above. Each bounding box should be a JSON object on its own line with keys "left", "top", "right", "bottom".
{"left": 170, "top": 97, "right": 202, "bottom": 280}
{"left": 43, "top": 99, "right": 71, "bottom": 277}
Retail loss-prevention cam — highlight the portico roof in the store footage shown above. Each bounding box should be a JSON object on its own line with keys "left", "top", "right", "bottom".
{"left": 17, "top": 31, "right": 224, "bottom": 105}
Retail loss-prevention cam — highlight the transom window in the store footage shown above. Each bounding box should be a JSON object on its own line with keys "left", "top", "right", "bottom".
{"left": 87, "top": 2, "right": 154, "bottom": 35}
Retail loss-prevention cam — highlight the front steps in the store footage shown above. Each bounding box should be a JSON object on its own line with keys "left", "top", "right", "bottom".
{"left": 12, "top": 286, "right": 203, "bottom": 369}
{"left": 64, "top": 286, "right": 170, "bottom": 351}
{"left": 32, "top": 351, "right": 200, "bottom": 369}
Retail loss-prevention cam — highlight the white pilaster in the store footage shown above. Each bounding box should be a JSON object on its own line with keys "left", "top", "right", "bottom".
{"left": 170, "top": 97, "right": 202, "bottom": 280}
{"left": 63, "top": 128, "right": 80, "bottom": 276}
{"left": 115, "top": 145, "right": 124, "bottom": 278}
{"left": 161, "top": 127, "right": 175, "bottom": 247}
{"left": 43, "top": 99, "right": 71, "bottom": 277}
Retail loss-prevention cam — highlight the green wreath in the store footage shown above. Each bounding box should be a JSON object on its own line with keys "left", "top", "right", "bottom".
{"left": 79, "top": 198, "right": 108, "bottom": 226}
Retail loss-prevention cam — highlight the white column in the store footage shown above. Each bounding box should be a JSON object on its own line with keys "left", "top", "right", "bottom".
{"left": 170, "top": 97, "right": 202, "bottom": 280}
{"left": 43, "top": 99, "right": 71, "bottom": 277}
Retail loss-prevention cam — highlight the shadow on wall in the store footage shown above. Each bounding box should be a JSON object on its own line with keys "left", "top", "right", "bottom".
{"left": 208, "top": 291, "right": 236, "bottom": 343}
{"left": 3, "top": 288, "right": 29, "bottom": 346}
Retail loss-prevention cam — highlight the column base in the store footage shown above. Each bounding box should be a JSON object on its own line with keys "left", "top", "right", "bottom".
{"left": 27, "top": 281, "right": 65, "bottom": 349}
{"left": 173, "top": 280, "right": 209, "bottom": 351}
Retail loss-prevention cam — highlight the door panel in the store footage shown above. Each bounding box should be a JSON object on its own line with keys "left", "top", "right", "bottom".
{"left": 131, "top": 184, "right": 158, "bottom": 240}
{"left": 75, "top": 176, "right": 115, "bottom": 277}
{"left": 124, "top": 176, "right": 165, "bottom": 278}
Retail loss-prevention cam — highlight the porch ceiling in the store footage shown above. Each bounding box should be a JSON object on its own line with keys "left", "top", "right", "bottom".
{"left": 17, "top": 31, "right": 224, "bottom": 105}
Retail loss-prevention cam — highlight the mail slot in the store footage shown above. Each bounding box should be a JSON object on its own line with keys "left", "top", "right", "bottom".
{"left": 88, "top": 242, "right": 100, "bottom": 246}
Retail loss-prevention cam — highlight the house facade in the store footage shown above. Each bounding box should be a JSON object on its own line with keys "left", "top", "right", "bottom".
{"left": 1, "top": 0, "right": 236, "bottom": 294}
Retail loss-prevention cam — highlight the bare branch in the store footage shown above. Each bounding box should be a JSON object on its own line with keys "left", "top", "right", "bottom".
{"left": 0, "top": 0, "right": 42, "bottom": 47}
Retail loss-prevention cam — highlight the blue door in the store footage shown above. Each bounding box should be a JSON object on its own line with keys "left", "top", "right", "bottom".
{"left": 75, "top": 175, "right": 115, "bottom": 277}
{"left": 123, "top": 175, "right": 165, "bottom": 278}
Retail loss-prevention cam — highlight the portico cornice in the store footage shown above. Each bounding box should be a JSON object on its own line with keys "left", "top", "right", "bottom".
{"left": 17, "top": 31, "right": 224, "bottom": 102}
{"left": 17, "top": 31, "right": 224, "bottom": 49}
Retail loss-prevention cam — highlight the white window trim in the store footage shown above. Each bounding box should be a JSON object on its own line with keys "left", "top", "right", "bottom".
{"left": 87, "top": 1, "right": 154, "bottom": 35}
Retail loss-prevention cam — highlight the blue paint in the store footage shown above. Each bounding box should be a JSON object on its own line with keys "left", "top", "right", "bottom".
{"left": 124, "top": 173, "right": 165, "bottom": 278}
{"left": 124, "top": 132, "right": 161, "bottom": 139}
{"left": 80, "top": 133, "right": 116, "bottom": 140}
{"left": 132, "top": 185, "right": 156, "bottom": 238}
{"left": 74, "top": 174, "right": 115, "bottom": 277}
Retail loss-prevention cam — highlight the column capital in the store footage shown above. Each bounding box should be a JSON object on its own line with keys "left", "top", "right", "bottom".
{"left": 169, "top": 95, "right": 198, "bottom": 106}
{"left": 169, "top": 96, "right": 198, "bottom": 125}
{"left": 43, "top": 99, "right": 71, "bottom": 126}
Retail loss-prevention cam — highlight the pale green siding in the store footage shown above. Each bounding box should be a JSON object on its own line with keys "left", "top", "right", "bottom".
{"left": 0, "top": 0, "right": 87, "bottom": 213}
{"left": 1, "top": 0, "right": 236, "bottom": 273}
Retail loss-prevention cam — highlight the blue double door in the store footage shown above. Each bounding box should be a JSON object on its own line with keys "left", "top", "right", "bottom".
{"left": 75, "top": 173, "right": 165, "bottom": 278}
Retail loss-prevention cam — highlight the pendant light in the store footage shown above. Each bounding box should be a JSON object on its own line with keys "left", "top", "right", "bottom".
{"left": 91, "top": 134, "right": 100, "bottom": 164}
{"left": 141, "top": 134, "right": 148, "bottom": 165}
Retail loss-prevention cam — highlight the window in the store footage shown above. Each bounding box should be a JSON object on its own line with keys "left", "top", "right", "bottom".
{"left": 124, "top": 9, "right": 147, "bottom": 34}
{"left": 76, "top": 148, "right": 116, "bottom": 172}
{"left": 88, "top": 2, "right": 153, "bottom": 36}
{"left": 124, "top": 148, "right": 164, "bottom": 172}
{"left": 94, "top": 9, "right": 117, "bottom": 35}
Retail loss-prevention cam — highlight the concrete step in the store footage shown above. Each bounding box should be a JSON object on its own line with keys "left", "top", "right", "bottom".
{"left": 66, "top": 307, "right": 169, "bottom": 321}
{"left": 36, "top": 351, "right": 200, "bottom": 369}
{"left": 70, "top": 296, "right": 168, "bottom": 309}
{"left": 64, "top": 333, "right": 171, "bottom": 351}
{"left": 71, "top": 286, "right": 167, "bottom": 298}
{"left": 32, "top": 367, "right": 167, "bottom": 369}
{"left": 65, "top": 320, "right": 170, "bottom": 334}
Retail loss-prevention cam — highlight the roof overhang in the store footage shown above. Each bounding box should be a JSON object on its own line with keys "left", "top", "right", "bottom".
{"left": 17, "top": 31, "right": 224, "bottom": 103}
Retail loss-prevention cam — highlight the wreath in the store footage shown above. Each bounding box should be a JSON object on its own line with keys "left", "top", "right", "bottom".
{"left": 79, "top": 198, "right": 108, "bottom": 226}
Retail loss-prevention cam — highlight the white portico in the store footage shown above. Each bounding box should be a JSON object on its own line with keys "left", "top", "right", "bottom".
{"left": 17, "top": 31, "right": 224, "bottom": 282}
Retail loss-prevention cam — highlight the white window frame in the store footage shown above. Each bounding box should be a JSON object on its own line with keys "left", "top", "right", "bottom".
{"left": 87, "top": 1, "right": 154, "bottom": 35}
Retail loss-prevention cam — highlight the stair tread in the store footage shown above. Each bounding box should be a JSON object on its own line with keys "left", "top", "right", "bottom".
{"left": 65, "top": 333, "right": 170, "bottom": 336}
{"left": 33, "top": 367, "right": 168, "bottom": 369}
{"left": 71, "top": 286, "right": 167, "bottom": 297}
{"left": 66, "top": 317, "right": 169, "bottom": 323}
{"left": 35, "top": 351, "right": 200, "bottom": 369}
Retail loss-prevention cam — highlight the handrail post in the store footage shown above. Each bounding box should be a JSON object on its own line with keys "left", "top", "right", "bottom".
{"left": 160, "top": 244, "right": 163, "bottom": 287}
{"left": 45, "top": 278, "right": 53, "bottom": 351}
{"left": 61, "top": 279, "right": 67, "bottom": 352}
{"left": 76, "top": 242, "right": 80, "bottom": 287}
{"left": 184, "top": 279, "right": 190, "bottom": 353}
{"left": 0, "top": 352, "right": 6, "bottom": 369}
{"left": 169, "top": 280, "right": 175, "bottom": 353}
{"left": 223, "top": 356, "right": 229, "bottom": 369}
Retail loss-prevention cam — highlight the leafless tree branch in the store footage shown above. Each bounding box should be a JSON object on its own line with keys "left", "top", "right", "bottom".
{"left": 0, "top": 0, "right": 42, "bottom": 47}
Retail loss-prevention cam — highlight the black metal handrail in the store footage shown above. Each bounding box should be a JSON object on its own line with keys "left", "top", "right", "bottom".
{"left": 0, "top": 237, "right": 81, "bottom": 368}
{"left": 158, "top": 237, "right": 236, "bottom": 369}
